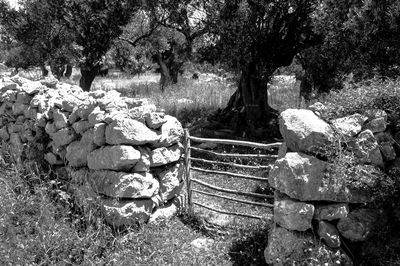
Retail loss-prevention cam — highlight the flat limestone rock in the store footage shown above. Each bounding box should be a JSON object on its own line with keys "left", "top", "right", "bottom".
{"left": 269, "top": 152, "right": 376, "bottom": 203}
{"left": 331, "top": 113, "right": 367, "bottom": 137}
{"left": 150, "top": 144, "right": 181, "bottom": 167}
{"left": 105, "top": 118, "right": 159, "bottom": 145}
{"left": 157, "top": 163, "right": 185, "bottom": 202}
{"left": 87, "top": 145, "right": 140, "bottom": 171}
{"left": 89, "top": 170, "right": 159, "bottom": 199}
{"left": 314, "top": 203, "right": 349, "bottom": 221}
{"left": 279, "top": 109, "right": 334, "bottom": 153}
{"left": 101, "top": 199, "right": 154, "bottom": 227}
{"left": 66, "top": 129, "right": 96, "bottom": 167}
{"left": 274, "top": 198, "right": 314, "bottom": 231}
{"left": 52, "top": 127, "right": 78, "bottom": 147}
{"left": 154, "top": 115, "right": 184, "bottom": 148}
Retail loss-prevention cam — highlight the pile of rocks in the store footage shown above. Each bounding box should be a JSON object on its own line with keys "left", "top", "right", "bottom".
{"left": 265, "top": 107, "right": 395, "bottom": 265}
{"left": 0, "top": 75, "right": 185, "bottom": 226}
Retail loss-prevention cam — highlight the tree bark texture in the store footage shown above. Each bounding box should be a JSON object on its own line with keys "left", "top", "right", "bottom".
{"left": 223, "top": 62, "right": 280, "bottom": 139}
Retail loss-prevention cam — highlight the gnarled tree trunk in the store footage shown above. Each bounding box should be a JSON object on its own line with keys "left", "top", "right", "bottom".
{"left": 156, "top": 53, "right": 173, "bottom": 92}
{"left": 79, "top": 65, "right": 100, "bottom": 92}
{"left": 223, "top": 62, "right": 280, "bottom": 138}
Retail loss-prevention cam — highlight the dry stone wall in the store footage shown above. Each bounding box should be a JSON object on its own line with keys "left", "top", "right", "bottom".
{"left": 265, "top": 107, "right": 396, "bottom": 265}
{"left": 0, "top": 75, "right": 185, "bottom": 227}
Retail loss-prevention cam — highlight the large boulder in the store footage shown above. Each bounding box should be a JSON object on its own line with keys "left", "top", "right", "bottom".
{"left": 105, "top": 118, "right": 159, "bottom": 145}
{"left": 331, "top": 113, "right": 367, "bottom": 137}
{"left": 87, "top": 145, "right": 140, "bottom": 171}
{"left": 89, "top": 171, "right": 159, "bottom": 199}
{"left": 101, "top": 199, "right": 154, "bottom": 227}
{"left": 274, "top": 197, "right": 314, "bottom": 231}
{"left": 269, "top": 152, "right": 376, "bottom": 203}
{"left": 279, "top": 109, "right": 334, "bottom": 153}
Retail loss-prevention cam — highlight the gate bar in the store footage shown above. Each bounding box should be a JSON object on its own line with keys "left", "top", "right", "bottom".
{"left": 191, "top": 147, "right": 278, "bottom": 158}
{"left": 191, "top": 167, "right": 269, "bottom": 182}
{"left": 192, "top": 188, "right": 274, "bottom": 208}
{"left": 189, "top": 136, "right": 282, "bottom": 150}
{"left": 192, "top": 178, "right": 274, "bottom": 199}
{"left": 190, "top": 157, "right": 272, "bottom": 170}
{"left": 193, "top": 202, "right": 271, "bottom": 220}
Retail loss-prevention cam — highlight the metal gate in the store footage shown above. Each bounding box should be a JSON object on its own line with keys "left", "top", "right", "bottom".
{"left": 183, "top": 129, "right": 281, "bottom": 219}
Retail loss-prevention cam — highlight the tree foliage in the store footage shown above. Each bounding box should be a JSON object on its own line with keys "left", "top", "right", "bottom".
{"left": 300, "top": 0, "right": 400, "bottom": 97}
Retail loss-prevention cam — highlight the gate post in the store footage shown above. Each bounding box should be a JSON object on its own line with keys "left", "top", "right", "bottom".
{"left": 184, "top": 129, "right": 193, "bottom": 215}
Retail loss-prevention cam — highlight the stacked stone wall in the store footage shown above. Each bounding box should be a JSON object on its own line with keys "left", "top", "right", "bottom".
{"left": 265, "top": 107, "right": 397, "bottom": 265}
{"left": 0, "top": 75, "right": 185, "bottom": 226}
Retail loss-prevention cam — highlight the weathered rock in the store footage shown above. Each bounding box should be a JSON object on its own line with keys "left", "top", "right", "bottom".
{"left": 72, "top": 120, "right": 92, "bottom": 134}
{"left": 52, "top": 127, "right": 77, "bottom": 147}
{"left": 66, "top": 130, "right": 96, "bottom": 167}
{"left": 274, "top": 197, "right": 314, "bottom": 231}
{"left": 149, "top": 196, "right": 183, "bottom": 224}
{"left": 308, "top": 102, "right": 327, "bottom": 116}
{"left": 44, "top": 152, "right": 63, "bottom": 165}
{"left": 269, "top": 152, "right": 376, "bottom": 203}
{"left": 0, "top": 126, "right": 9, "bottom": 140}
{"left": 154, "top": 115, "right": 184, "bottom": 147}
{"left": 364, "top": 109, "right": 387, "bottom": 122}
{"left": 129, "top": 104, "right": 157, "bottom": 123}
{"left": 10, "top": 133, "right": 24, "bottom": 161}
{"left": 264, "top": 226, "right": 351, "bottom": 265}
{"left": 314, "top": 203, "right": 349, "bottom": 221}
{"left": 53, "top": 109, "right": 69, "bottom": 130}
{"left": 364, "top": 117, "right": 387, "bottom": 133}
{"left": 12, "top": 103, "right": 28, "bottom": 116}
{"left": 318, "top": 221, "right": 341, "bottom": 248}
{"left": 74, "top": 99, "right": 97, "bottom": 120}
{"left": 151, "top": 144, "right": 181, "bottom": 167}
{"left": 87, "top": 145, "right": 140, "bottom": 171}
{"left": 279, "top": 109, "right": 334, "bottom": 153}
{"left": 133, "top": 146, "right": 151, "bottom": 172}
{"left": 331, "top": 113, "right": 367, "bottom": 137}
{"left": 190, "top": 238, "right": 215, "bottom": 252}
{"left": 145, "top": 112, "right": 167, "bottom": 129}
{"left": 88, "top": 106, "right": 105, "bottom": 125}
{"left": 16, "top": 92, "right": 32, "bottom": 104}
{"left": 40, "top": 76, "right": 58, "bottom": 88}
{"left": 375, "top": 132, "right": 396, "bottom": 161}
{"left": 337, "top": 209, "right": 379, "bottom": 242}
{"left": 350, "top": 130, "right": 383, "bottom": 167}
{"left": 157, "top": 163, "right": 185, "bottom": 202}
{"left": 93, "top": 123, "right": 106, "bottom": 146}
{"left": 89, "top": 171, "right": 159, "bottom": 199}
{"left": 101, "top": 199, "right": 154, "bottom": 226}
{"left": 105, "top": 118, "right": 159, "bottom": 145}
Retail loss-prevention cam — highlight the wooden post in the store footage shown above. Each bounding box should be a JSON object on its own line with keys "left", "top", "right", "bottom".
{"left": 184, "top": 129, "right": 193, "bottom": 215}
